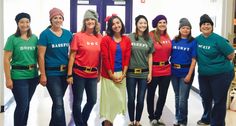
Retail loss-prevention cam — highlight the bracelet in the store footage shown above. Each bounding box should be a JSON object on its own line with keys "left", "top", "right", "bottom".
{"left": 66, "top": 74, "right": 73, "bottom": 79}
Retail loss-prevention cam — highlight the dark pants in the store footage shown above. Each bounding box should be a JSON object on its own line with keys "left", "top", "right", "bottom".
{"left": 126, "top": 77, "right": 147, "bottom": 122}
{"left": 47, "top": 76, "right": 68, "bottom": 126}
{"left": 12, "top": 77, "right": 39, "bottom": 126}
{"left": 72, "top": 74, "right": 97, "bottom": 126}
{"left": 198, "top": 70, "right": 234, "bottom": 126}
{"left": 146, "top": 76, "right": 171, "bottom": 121}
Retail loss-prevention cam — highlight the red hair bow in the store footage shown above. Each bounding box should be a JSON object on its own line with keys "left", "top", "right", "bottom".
{"left": 104, "top": 13, "right": 117, "bottom": 22}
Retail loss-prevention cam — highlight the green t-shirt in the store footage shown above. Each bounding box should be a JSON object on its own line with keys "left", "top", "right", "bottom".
{"left": 4, "top": 34, "right": 39, "bottom": 79}
{"left": 196, "top": 33, "right": 234, "bottom": 75}
{"left": 127, "top": 33, "right": 155, "bottom": 78}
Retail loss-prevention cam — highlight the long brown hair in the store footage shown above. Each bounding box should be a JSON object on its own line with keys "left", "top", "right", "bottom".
{"left": 14, "top": 27, "right": 32, "bottom": 38}
{"left": 151, "top": 28, "right": 169, "bottom": 45}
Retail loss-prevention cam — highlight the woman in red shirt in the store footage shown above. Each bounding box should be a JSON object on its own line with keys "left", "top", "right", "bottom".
{"left": 67, "top": 9, "right": 102, "bottom": 126}
{"left": 147, "top": 15, "right": 172, "bottom": 126}
{"left": 100, "top": 15, "right": 131, "bottom": 126}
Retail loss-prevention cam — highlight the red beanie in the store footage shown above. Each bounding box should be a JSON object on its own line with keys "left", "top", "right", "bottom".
{"left": 49, "top": 8, "right": 64, "bottom": 20}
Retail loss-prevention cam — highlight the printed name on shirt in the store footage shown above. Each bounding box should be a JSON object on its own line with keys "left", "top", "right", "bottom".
{"left": 51, "top": 43, "right": 70, "bottom": 48}
{"left": 86, "top": 41, "right": 99, "bottom": 46}
{"left": 198, "top": 44, "right": 210, "bottom": 49}
{"left": 173, "top": 46, "right": 190, "bottom": 51}
{"left": 20, "top": 46, "right": 36, "bottom": 51}
{"left": 132, "top": 43, "right": 148, "bottom": 48}
{"left": 161, "top": 40, "right": 170, "bottom": 44}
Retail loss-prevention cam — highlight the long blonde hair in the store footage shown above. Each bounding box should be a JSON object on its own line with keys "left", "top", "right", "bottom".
{"left": 81, "top": 19, "right": 100, "bottom": 36}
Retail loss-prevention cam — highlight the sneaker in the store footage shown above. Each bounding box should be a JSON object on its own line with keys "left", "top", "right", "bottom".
{"left": 156, "top": 120, "right": 166, "bottom": 126}
{"left": 150, "top": 119, "right": 158, "bottom": 126}
{"left": 197, "top": 120, "right": 210, "bottom": 125}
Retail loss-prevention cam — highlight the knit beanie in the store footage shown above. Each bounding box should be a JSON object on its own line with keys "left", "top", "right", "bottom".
{"left": 179, "top": 18, "right": 192, "bottom": 29}
{"left": 199, "top": 14, "right": 213, "bottom": 26}
{"left": 152, "top": 15, "right": 167, "bottom": 28}
{"left": 49, "top": 8, "right": 64, "bottom": 20}
{"left": 84, "top": 9, "right": 98, "bottom": 21}
{"left": 15, "top": 12, "right": 31, "bottom": 24}
{"left": 135, "top": 15, "right": 148, "bottom": 26}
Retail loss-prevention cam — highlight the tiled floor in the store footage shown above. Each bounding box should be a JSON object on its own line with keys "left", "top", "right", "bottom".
{"left": 0, "top": 83, "right": 236, "bottom": 126}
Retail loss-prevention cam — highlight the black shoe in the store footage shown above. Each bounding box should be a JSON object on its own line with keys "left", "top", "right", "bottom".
{"left": 197, "top": 120, "right": 210, "bottom": 125}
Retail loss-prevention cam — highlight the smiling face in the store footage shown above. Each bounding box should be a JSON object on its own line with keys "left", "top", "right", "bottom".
{"left": 137, "top": 18, "right": 148, "bottom": 34}
{"left": 18, "top": 18, "right": 30, "bottom": 33}
{"left": 180, "top": 26, "right": 191, "bottom": 38}
{"left": 51, "top": 15, "right": 63, "bottom": 28}
{"left": 112, "top": 18, "right": 122, "bottom": 34}
{"left": 200, "top": 22, "right": 213, "bottom": 36}
{"left": 85, "top": 18, "right": 96, "bottom": 30}
{"left": 157, "top": 19, "right": 167, "bottom": 32}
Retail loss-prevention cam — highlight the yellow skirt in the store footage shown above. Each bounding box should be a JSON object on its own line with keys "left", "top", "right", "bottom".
{"left": 99, "top": 71, "right": 126, "bottom": 122}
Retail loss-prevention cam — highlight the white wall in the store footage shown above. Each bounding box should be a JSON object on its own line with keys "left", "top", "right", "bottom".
{"left": 132, "top": 0, "right": 224, "bottom": 39}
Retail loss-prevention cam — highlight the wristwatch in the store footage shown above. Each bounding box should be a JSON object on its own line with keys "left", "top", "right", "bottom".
{"left": 66, "top": 74, "right": 73, "bottom": 79}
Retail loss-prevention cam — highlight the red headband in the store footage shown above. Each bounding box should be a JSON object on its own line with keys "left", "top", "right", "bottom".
{"left": 104, "top": 14, "right": 117, "bottom": 22}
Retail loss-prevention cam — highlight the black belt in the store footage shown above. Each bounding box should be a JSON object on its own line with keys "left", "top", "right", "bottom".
{"left": 153, "top": 61, "right": 169, "bottom": 66}
{"left": 73, "top": 64, "right": 97, "bottom": 72}
{"left": 12, "top": 64, "right": 36, "bottom": 70}
{"left": 172, "top": 64, "right": 191, "bottom": 69}
{"left": 45, "top": 65, "right": 67, "bottom": 71}
{"left": 128, "top": 68, "right": 149, "bottom": 74}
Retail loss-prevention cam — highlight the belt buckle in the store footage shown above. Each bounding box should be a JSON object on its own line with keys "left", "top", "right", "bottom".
{"left": 28, "top": 64, "right": 34, "bottom": 70}
{"left": 134, "top": 68, "right": 142, "bottom": 74}
{"left": 60, "top": 65, "right": 66, "bottom": 71}
{"left": 159, "top": 62, "right": 165, "bottom": 66}
{"left": 174, "top": 64, "right": 181, "bottom": 69}
{"left": 84, "top": 67, "right": 92, "bottom": 73}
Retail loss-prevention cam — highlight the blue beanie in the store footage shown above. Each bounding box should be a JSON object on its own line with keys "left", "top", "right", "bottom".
{"left": 152, "top": 15, "right": 167, "bottom": 28}
{"left": 15, "top": 12, "right": 31, "bottom": 24}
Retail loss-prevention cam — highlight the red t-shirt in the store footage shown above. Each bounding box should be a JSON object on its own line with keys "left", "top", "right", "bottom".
{"left": 70, "top": 32, "right": 102, "bottom": 78}
{"left": 149, "top": 32, "right": 171, "bottom": 77}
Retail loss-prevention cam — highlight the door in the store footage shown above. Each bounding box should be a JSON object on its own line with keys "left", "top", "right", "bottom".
{"left": 70, "top": 0, "right": 133, "bottom": 33}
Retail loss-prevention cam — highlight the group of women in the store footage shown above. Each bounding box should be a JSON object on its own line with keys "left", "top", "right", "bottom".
{"left": 3, "top": 7, "right": 235, "bottom": 126}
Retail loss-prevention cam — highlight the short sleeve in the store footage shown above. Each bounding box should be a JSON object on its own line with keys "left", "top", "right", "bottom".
{"left": 4, "top": 35, "right": 14, "bottom": 51}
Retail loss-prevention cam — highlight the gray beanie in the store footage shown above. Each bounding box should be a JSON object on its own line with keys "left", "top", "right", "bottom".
{"left": 179, "top": 18, "right": 192, "bottom": 29}
{"left": 84, "top": 9, "right": 98, "bottom": 21}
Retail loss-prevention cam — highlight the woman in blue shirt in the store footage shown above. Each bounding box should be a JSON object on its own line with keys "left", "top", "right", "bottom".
{"left": 38, "top": 8, "right": 72, "bottom": 126}
{"left": 170, "top": 18, "right": 197, "bottom": 126}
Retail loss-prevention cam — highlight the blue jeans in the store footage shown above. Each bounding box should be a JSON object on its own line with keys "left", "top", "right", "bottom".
{"left": 72, "top": 74, "right": 97, "bottom": 126}
{"left": 12, "top": 77, "right": 39, "bottom": 126}
{"left": 146, "top": 76, "right": 171, "bottom": 121}
{"left": 171, "top": 75, "right": 192, "bottom": 124}
{"left": 198, "top": 70, "right": 234, "bottom": 126}
{"left": 46, "top": 76, "right": 68, "bottom": 126}
{"left": 126, "top": 77, "right": 147, "bottom": 122}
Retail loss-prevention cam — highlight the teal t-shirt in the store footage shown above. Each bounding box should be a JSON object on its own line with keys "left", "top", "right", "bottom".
{"left": 196, "top": 33, "right": 234, "bottom": 75}
{"left": 4, "top": 34, "right": 39, "bottom": 79}
{"left": 127, "top": 33, "right": 155, "bottom": 78}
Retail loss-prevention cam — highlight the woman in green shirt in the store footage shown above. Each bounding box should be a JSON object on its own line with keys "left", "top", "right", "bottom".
{"left": 196, "top": 14, "right": 235, "bottom": 126}
{"left": 3, "top": 12, "right": 39, "bottom": 126}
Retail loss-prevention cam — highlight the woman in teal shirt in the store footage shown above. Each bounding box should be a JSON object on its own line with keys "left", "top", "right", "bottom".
{"left": 3, "top": 12, "right": 39, "bottom": 126}
{"left": 196, "top": 14, "right": 235, "bottom": 126}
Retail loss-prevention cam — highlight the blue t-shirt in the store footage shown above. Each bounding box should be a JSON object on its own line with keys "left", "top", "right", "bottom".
{"left": 114, "top": 43, "right": 122, "bottom": 72}
{"left": 38, "top": 28, "right": 72, "bottom": 76}
{"left": 170, "top": 38, "right": 197, "bottom": 77}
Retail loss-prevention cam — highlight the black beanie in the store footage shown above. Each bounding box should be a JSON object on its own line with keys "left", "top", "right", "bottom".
{"left": 199, "top": 14, "right": 213, "bottom": 26}
{"left": 135, "top": 15, "right": 148, "bottom": 26}
{"left": 15, "top": 12, "right": 31, "bottom": 24}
